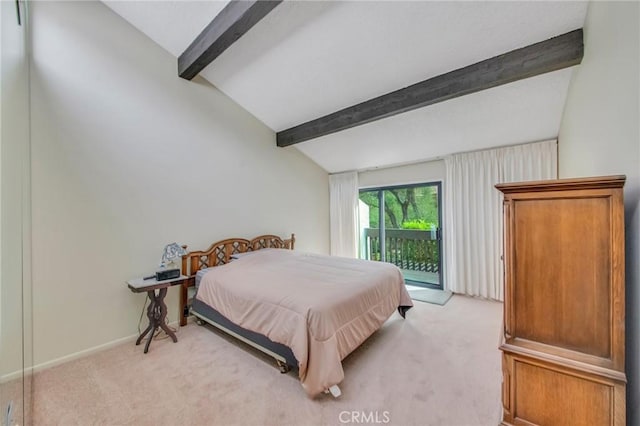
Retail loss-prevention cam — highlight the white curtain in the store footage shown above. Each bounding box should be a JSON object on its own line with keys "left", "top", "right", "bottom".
{"left": 444, "top": 140, "right": 557, "bottom": 300}
{"left": 329, "top": 171, "right": 359, "bottom": 258}
{"left": 500, "top": 141, "right": 558, "bottom": 184}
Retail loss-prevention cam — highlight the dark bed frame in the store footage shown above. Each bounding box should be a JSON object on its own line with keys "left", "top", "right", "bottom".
{"left": 178, "top": 234, "right": 298, "bottom": 373}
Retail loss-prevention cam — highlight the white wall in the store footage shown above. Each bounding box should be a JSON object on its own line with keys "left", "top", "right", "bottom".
{"left": 557, "top": 1, "right": 639, "bottom": 423}
{"left": 30, "top": 1, "right": 329, "bottom": 366}
{"left": 358, "top": 160, "right": 445, "bottom": 189}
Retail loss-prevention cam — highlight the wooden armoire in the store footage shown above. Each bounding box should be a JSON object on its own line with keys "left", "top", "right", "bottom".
{"left": 496, "top": 175, "right": 626, "bottom": 426}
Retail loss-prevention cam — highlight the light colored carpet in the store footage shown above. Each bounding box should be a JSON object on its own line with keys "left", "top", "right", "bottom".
{"left": 33, "top": 295, "right": 503, "bottom": 426}
{"left": 407, "top": 288, "right": 453, "bottom": 306}
{"left": 1, "top": 375, "right": 31, "bottom": 426}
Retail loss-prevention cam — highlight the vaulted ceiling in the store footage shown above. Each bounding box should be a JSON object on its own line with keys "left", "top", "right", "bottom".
{"left": 104, "top": 1, "right": 588, "bottom": 173}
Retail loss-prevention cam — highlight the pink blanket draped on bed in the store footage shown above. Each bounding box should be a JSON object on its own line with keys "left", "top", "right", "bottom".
{"left": 196, "top": 249, "right": 413, "bottom": 397}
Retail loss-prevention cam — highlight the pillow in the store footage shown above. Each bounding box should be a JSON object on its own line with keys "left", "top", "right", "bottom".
{"left": 230, "top": 251, "right": 253, "bottom": 260}
{"left": 230, "top": 248, "right": 276, "bottom": 260}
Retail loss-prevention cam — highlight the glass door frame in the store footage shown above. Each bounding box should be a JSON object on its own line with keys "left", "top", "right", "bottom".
{"left": 1, "top": 1, "right": 33, "bottom": 425}
{"left": 359, "top": 181, "right": 444, "bottom": 290}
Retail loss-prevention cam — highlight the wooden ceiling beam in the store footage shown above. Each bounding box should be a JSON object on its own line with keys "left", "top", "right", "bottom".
{"left": 277, "top": 29, "right": 583, "bottom": 147}
{"left": 178, "top": 0, "right": 282, "bottom": 80}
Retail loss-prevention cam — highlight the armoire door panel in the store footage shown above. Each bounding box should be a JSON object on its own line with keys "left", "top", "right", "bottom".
{"left": 511, "top": 196, "right": 612, "bottom": 359}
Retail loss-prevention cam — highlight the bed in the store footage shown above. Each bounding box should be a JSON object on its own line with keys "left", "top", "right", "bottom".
{"left": 178, "top": 234, "right": 413, "bottom": 398}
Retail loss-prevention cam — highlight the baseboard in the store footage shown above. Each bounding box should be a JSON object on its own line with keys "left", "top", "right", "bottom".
{"left": 31, "top": 332, "right": 141, "bottom": 374}
{"left": 0, "top": 369, "right": 26, "bottom": 384}
{"left": 1, "top": 319, "right": 186, "bottom": 383}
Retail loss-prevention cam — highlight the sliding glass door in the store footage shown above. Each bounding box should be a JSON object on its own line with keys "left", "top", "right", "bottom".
{"left": 359, "top": 182, "right": 443, "bottom": 289}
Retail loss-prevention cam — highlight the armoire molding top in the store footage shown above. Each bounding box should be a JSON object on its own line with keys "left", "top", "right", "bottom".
{"left": 496, "top": 175, "right": 626, "bottom": 193}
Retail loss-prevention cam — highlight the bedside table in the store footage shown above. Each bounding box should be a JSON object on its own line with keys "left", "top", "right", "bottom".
{"left": 127, "top": 275, "right": 189, "bottom": 353}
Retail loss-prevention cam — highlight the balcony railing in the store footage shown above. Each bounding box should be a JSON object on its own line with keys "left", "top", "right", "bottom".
{"left": 362, "top": 228, "right": 439, "bottom": 273}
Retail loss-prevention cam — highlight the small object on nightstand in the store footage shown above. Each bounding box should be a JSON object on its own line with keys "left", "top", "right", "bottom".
{"left": 127, "top": 274, "right": 189, "bottom": 354}
{"left": 155, "top": 268, "right": 180, "bottom": 281}
{"left": 161, "top": 242, "right": 187, "bottom": 270}
{"left": 142, "top": 269, "right": 180, "bottom": 281}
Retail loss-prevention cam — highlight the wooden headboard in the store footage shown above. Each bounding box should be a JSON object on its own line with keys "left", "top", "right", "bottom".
{"left": 178, "top": 233, "right": 295, "bottom": 325}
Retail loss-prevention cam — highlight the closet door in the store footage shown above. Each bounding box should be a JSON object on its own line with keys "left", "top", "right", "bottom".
{"left": 1, "top": 1, "right": 32, "bottom": 425}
